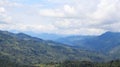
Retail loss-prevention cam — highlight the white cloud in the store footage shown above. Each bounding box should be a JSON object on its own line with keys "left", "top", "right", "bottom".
{"left": 38, "top": 4, "right": 77, "bottom": 18}
{"left": 0, "top": 7, "right": 12, "bottom": 23}
{"left": 0, "top": 0, "right": 23, "bottom": 7}
{"left": 39, "top": 9, "right": 65, "bottom": 17}
{"left": 0, "top": 0, "right": 17, "bottom": 23}
{"left": 64, "top": 5, "right": 76, "bottom": 14}
{"left": 0, "top": 7, "right": 5, "bottom": 13}
{"left": 0, "top": 23, "right": 57, "bottom": 34}
{"left": 91, "top": 0, "right": 120, "bottom": 21}
{"left": 0, "top": 0, "right": 120, "bottom": 35}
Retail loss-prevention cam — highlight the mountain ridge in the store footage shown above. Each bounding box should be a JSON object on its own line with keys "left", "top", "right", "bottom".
{"left": 56, "top": 31, "right": 120, "bottom": 56}
{"left": 0, "top": 30, "right": 107, "bottom": 65}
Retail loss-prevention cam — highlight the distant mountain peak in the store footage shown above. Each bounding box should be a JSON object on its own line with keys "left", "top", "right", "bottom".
{"left": 100, "top": 31, "right": 120, "bottom": 37}
{"left": 103, "top": 31, "right": 120, "bottom": 34}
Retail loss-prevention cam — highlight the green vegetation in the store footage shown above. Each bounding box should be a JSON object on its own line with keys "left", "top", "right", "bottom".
{"left": 33, "top": 60, "right": 120, "bottom": 67}
{"left": 0, "top": 58, "right": 30, "bottom": 67}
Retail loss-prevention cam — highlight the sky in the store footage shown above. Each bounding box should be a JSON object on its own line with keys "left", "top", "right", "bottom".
{"left": 0, "top": 0, "right": 120, "bottom": 35}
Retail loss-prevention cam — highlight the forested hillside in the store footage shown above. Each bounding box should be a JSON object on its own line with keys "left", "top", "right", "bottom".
{"left": 0, "top": 30, "right": 106, "bottom": 65}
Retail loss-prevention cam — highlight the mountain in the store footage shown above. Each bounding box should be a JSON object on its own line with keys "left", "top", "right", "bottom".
{"left": 0, "top": 30, "right": 106, "bottom": 65}
{"left": 80, "top": 32, "right": 120, "bottom": 52}
{"left": 56, "top": 32, "right": 120, "bottom": 56}
{"left": 25, "top": 32, "right": 65, "bottom": 40}
{"left": 56, "top": 35, "right": 95, "bottom": 46}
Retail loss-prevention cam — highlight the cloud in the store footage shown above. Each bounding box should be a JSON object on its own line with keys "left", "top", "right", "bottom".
{"left": 39, "top": 9, "right": 65, "bottom": 18}
{"left": 0, "top": 7, "right": 5, "bottom": 13}
{"left": 0, "top": 0, "right": 24, "bottom": 7}
{"left": 0, "top": 0, "right": 16, "bottom": 23}
{"left": 91, "top": 0, "right": 120, "bottom": 22}
{"left": 0, "top": 7, "right": 11, "bottom": 23}
{"left": 0, "top": 0, "right": 120, "bottom": 35}
{"left": 64, "top": 5, "right": 76, "bottom": 14}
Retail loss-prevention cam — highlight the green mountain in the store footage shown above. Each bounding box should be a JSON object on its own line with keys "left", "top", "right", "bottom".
{"left": 0, "top": 30, "right": 106, "bottom": 65}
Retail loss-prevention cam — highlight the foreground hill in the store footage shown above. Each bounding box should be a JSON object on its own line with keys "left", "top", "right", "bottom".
{"left": 0, "top": 30, "right": 106, "bottom": 65}
{"left": 0, "top": 54, "right": 29, "bottom": 67}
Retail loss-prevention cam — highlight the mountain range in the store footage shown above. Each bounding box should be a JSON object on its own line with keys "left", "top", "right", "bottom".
{"left": 0, "top": 30, "right": 120, "bottom": 65}
{"left": 56, "top": 32, "right": 120, "bottom": 59}
{"left": 25, "top": 32, "right": 65, "bottom": 40}
{"left": 0, "top": 30, "right": 107, "bottom": 65}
